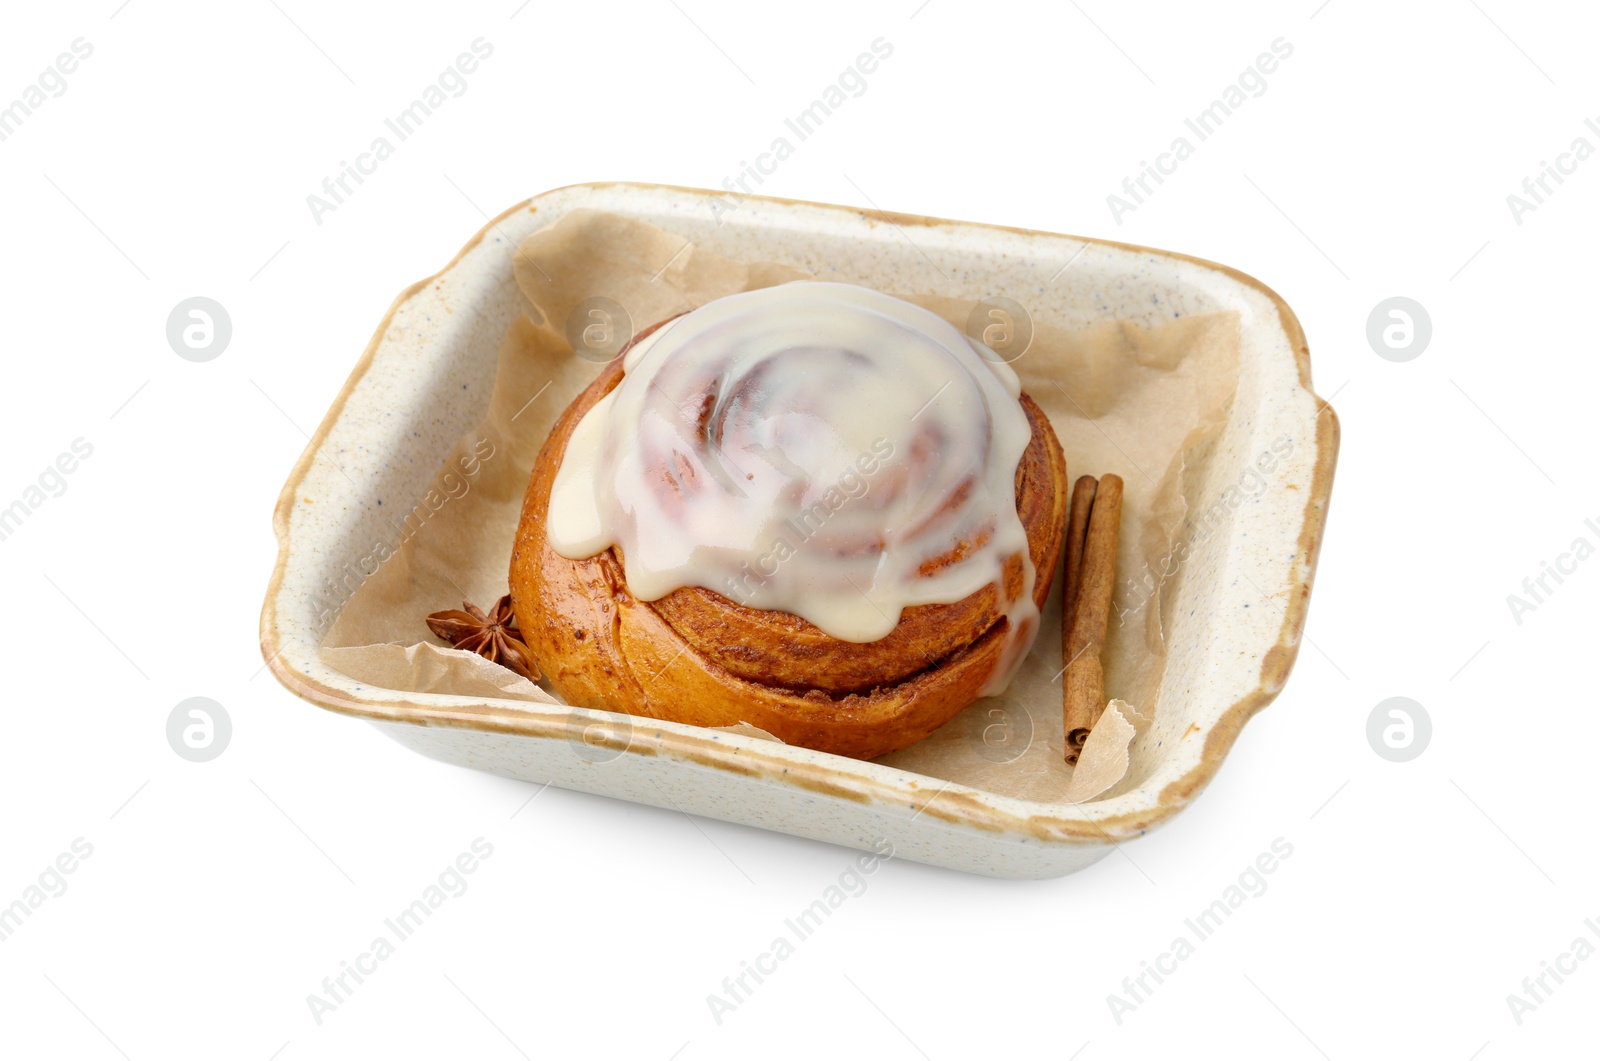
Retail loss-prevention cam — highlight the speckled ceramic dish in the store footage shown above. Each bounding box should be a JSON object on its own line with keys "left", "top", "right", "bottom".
{"left": 260, "top": 183, "right": 1338, "bottom": 879}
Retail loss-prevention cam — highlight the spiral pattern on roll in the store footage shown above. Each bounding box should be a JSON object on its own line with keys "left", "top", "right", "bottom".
{"left": 547, "top": 281, "right": 1040, "bottom": 691}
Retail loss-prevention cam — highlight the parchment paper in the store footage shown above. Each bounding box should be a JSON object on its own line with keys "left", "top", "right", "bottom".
{"left": 322, "top": 209, "right": 1239, "bottom": 804}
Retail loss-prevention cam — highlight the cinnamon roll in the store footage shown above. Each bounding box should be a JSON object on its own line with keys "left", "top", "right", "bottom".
{"left": 510, "top": 281, "right": 1067, "bottom": 759}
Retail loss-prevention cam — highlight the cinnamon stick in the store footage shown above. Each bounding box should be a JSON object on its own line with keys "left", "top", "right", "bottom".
{"left": 1062, "top": 475, "right": 1097, "bottom": 623}
{"left": 1063, "top": 473, "right": 1123, "bottom": 763}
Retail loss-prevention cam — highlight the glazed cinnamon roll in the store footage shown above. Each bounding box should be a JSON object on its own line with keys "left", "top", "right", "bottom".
{"left": 510, "top": 282, "right": 1067, "bottom": 759}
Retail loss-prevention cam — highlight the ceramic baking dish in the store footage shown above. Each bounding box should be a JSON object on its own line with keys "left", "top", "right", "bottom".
{"left": 260, "top": 182, "right": 1338, "bottom": 879}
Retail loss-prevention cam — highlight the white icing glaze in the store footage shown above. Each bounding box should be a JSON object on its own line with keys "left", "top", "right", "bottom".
{"left": 548, "top": 281, "right": 1040, "bottom": 695}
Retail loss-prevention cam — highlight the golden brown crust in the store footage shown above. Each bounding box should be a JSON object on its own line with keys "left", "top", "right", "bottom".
{"left": 509, "top": 346, "right": 1068, "bottom": 760}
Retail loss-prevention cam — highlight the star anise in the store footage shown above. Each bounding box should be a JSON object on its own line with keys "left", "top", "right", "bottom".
{"left": 425, "top": 594, "right": 539, "bottom": 681}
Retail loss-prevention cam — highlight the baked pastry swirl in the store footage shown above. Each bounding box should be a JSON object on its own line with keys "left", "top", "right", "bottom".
{"left": 510, "top": 282, "right": 1067, "bottom": 759}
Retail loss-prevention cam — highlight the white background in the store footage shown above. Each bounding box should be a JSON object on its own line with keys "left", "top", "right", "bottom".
{"left": 1, "top": 1, "right": 1595, "bottom": 1057}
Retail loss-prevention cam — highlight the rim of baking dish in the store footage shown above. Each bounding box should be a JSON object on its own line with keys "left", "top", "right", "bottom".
{"left": 260, "top": 182, "right": 1340, "bottom": 846}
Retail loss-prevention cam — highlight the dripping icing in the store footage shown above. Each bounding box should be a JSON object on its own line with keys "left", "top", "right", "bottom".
{"left": 547, "top": 281, "right": 1041, "bottom": 697}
